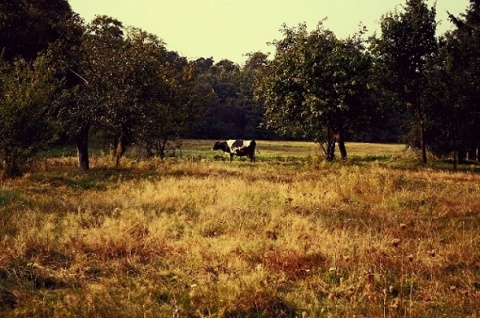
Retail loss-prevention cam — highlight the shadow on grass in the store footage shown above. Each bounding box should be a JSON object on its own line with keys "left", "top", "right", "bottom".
{"left": 30, "top": 167, "right": 159, "bottom": 191}
{"left": 355, "top": 155, "right": 391, "bottom": 162}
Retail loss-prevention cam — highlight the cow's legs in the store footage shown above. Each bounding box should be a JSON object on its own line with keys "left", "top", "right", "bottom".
{"left": 230, "top": 153, "right": 234, "bottom": 162}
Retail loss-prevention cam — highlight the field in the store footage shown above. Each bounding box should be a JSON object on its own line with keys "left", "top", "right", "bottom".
{"left": 1, "top": 140, "right": 479, "bottom": 317}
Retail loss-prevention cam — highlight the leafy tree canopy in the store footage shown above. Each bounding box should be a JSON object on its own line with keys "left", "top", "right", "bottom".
{"left": 255, "top": 22, "right": 372, "bottom": 160}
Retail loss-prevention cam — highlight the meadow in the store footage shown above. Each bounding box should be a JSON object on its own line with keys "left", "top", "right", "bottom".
{"left": 1, "top": 140, "right": 479, "bottom": 317}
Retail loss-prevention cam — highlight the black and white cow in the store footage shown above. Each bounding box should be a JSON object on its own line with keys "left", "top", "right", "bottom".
{"left": 212, "top": 139, "right": 256, "bottom": 162}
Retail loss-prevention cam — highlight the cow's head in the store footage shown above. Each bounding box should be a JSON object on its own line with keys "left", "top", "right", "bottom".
{"left": 212, "top": 141, "right": 229, "bottom": 152}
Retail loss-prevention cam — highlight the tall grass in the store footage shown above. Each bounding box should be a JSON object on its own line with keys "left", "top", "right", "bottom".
{"left": 1, "top": 142, "right": 479, "bottom": 317}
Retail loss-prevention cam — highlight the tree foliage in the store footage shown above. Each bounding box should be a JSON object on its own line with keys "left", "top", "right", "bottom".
{"left": 0, "top": 56, "right": 60, "bottom": 177}
{"left": 130, "top": 35, "right": 201, "bottom": 158}
{"left": 190, "top": 56, "right": 270, "bottom": 140}
{"left": 430, "top": 0, "right": 480, "bottom": 163}
{"left": 0, "top": 0, "right": 73, "bottom": 61}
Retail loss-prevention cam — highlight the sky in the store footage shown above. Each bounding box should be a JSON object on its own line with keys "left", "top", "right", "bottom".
{"left": 68, "top": 0, "right": 470, "bottom": 66}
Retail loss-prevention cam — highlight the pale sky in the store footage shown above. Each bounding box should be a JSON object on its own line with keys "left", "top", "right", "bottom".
{"left": 68, "top": 0, "right": 470, "bottom": 66}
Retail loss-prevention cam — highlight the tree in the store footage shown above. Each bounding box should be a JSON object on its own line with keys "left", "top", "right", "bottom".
{"left": 81, "top": 16, "right": 134, "bottom": 166}
{"left": 244, "top": 52, "right": 270, "bottom": 71}
{"left": 129, "top": 31, "right": 200, "bottom": 158}
{"left": 0, "top": 56, "right": 60, "bottom": 177}
{"left": 69, "top": 16, "right": 200, "bottom": 165}
{"left": 79, "top": 16, "right": 156, "bottom": 166}
{"left": 48, "top": 13, "right": 202, "bottom": 168}
{"left": 47, "top": 14, "right": 90, "bottom": 170}
{"left": 50, "top": 15, "right": 136, "bottom": 168}
{"left": 370, "top": 0, "right": 438, "bottom": 164}
{"left": 240, "top": 52, "right": 271, "bottom": 139}
{"left": 255, "top": 23, "right": 372, "bottom": 161}
{"left": 435, "top": 0, "right": 480, "bottom": 164}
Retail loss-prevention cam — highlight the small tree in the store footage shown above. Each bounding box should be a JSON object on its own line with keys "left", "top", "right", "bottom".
{"left": 0, "top": 56, "right": 59, "bottom": 177}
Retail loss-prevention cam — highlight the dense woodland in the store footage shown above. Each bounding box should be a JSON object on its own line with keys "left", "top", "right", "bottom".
{"left": 1, "top": 0, "right": 480, "bottom": 177}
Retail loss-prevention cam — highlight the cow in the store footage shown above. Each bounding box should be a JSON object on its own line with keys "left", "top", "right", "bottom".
{"left": 212, "top": 139, "right": 256, "bottom": 162}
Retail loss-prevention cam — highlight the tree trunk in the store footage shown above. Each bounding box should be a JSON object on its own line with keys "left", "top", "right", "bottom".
{"left": 319, "top": 128, "right": 338, "bottom": 162}
{"left": 76, "top": 124, "right": 90, "bottom": 171}
{"left": 453, "top": 151, "right": 458, "bottom": 171}
{"left": 326, "top": 128, "right": 336, "bottom": 162}
{"left": 159, "top": 137, "right": 168, "bottom": 158}
{"left": 319, "top": 141, "right": 335, "bottom": 162}
{"left": 114, "top": 138, "right": 124, "bottom": 167}
{"left": 413, "top": 102, "right": 427, "bottom": 165}
{"left": 337, "top": 127, "right": 347, "bottom": 161}
{"left": 420, "top": 120, "right": 427, "bottom": 165}
{"left": 327, "top": 142, "right": 335, "bottom": 161}
{"left": 4, "top": 154, "right": 22, "bottom": 178}
{"left": 458, "top": 148, "right": 467, "bottom": 164}
{"left": 145, "top": 146, "right": 154, "bottom": 158}
{"left": 467, "top": 144, "right": 478, "bottom": 161}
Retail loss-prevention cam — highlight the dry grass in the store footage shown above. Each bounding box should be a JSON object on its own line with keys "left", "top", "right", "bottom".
{"left": 1, "top": 141, "right": 479, "bottom": 317}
